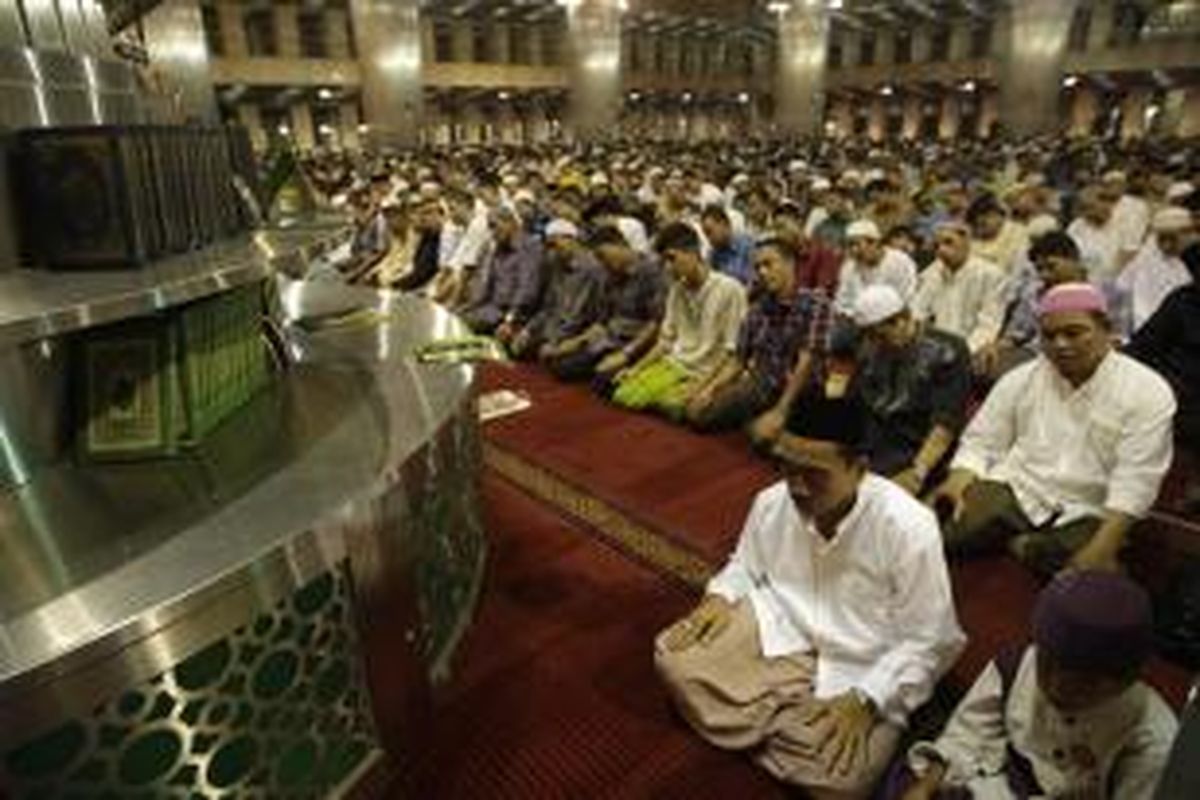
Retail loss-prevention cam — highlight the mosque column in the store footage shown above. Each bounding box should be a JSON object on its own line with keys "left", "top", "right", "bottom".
{"left": 492, "top": 21, "right": 512, "bottom": 64}
{"left": 949, "top": 21, "right": 972, "bottom": 61}
{"left": 911, "top": 26, "right": 932, "bottom": 64}
{"left": 451, "top": 17, "right": 473, "bottom": 62}
{"left": 141, "top": 0, "right": 218, "bottom": 122}
{"left": 1068, "top": 85, "right": 1099, "bottom": 136}
{"left": 997, "top": 0, "right": 1081, "bottom": 136}
{"left": 237, "top": 103, "right": 267, "bottom": 152}
{"left": 938, "top": 93, "right": 961, "bottom": 139}
{"left": 1086, "top": 0, "right": 1116, "bottom": 52}
{"left": 1178, "top": 87, "right": 1200, "bottom": 137}
{"left": 289, "top": 102, "right": 316, "bottom": 151}
{"left": 274, "top": 2, "right": 301, "bottom": 59}
{"left": 867, "top": 95, "right": 886, "bottom": 142}
{"left": 565, "top": 0, "right": 624, "bottom": 142}
{"left": 217, "top": 2, "right": 247, "bottom": 58}
{"left": 774, "top": 0, "right": 830, "bottom": 138}
{"left": 840, "top": 29, "right": 861, "bottom": 69}
{"left": 978, "top": 89, "right": 998, "bottom": 137}
{"left": 1120, "top": 88, "right": 1151, "bottom": 141}
{"left": 827, "top": 93, "right": 853, "bottom": 139}
{"left": 349, "top": 0, "right": 423, "bottom": 149}
{"left": 326, "top": 8, "right": 351, "bottom": 59}
{"left": 340, "top": 101, "right": 362, "bottom": 150}
{"left": 902, "top": 93, "right": 921, "bottom": 140}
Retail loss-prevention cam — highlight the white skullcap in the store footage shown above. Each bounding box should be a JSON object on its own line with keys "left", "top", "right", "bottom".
{"left": 846, "top": 219, "right": 882, "bottom": 241}
{"left": 419, "top": 181, "right": 442, "bottom": 196}
{"left": 545, "top": 219, "right": 580, "bottom": 239}
{"left": 616, "top": 217, "right": 650, "bottom": 253}
{"left": 590, "top": 172, "right": 610, "bottom": 187}
{"left": 840, "top": 170, "right": 863, "bottom": 186}
{"left": 513, "top": 189, "right": 536, "bottom": 204}
{"left": 1026, "top": 215, "right": 1060, "bottom": 239}
{"left": 854, "top": 284, "right": 906, "bottom": 328}
{"left": 1152, "top": 206, "right": 1193, "bottom": 233}
{"left": 647, "top": 166, "right": 666, "bottom": 178}
{"left": 1167, "top": 181, "right": 1194, "bottom": 201}
{"left": 788, "top": 159, "right": 809, "bottom": 173}
{"left": 865, "top": 168, "right": 886, "bottom": 183}
{"left": 731, "top": 173, "right": 750, "bottom": 186}
{"left": 502, "top": 174, "right": 521, "bottom": 187}
{"left": 811, "top": 176, "right": 833, "bottom": 192}
{"left": 1102, "top": 169, "right": 1127, "bottom": 184}
{"left": 697, "top": 184, "right": 724, "bottom": 207}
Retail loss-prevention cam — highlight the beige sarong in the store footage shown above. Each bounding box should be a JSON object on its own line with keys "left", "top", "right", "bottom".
{"left": 654, "top": 602, "right": 901, "bottom": 798}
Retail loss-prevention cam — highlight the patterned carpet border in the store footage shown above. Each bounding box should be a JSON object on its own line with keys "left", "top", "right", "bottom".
{"left": 483, "top": 441, "right": 714, "bottom": 590}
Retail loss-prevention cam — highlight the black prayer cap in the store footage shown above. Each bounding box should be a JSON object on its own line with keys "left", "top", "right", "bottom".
{"left": 784, "top": 393, "right": 868, "bottom": 454}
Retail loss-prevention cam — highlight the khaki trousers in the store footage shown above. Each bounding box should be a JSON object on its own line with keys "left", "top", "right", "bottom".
{"left": 654, "top": 602, "right": 901, "bottom": 798}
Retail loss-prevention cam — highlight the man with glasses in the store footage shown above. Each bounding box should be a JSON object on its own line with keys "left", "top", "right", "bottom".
{"left": 655, "top": 398, "right": 965, "bottom": 798}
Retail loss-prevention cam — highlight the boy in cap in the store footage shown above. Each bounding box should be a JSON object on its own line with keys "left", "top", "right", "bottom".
{"left": 656, "top": 397, "right": 965, "bottom": 798}
{"left": 898, "top": 571, "right": 1177, "bottom": 800}
{"left": 932, "top": 283, "right": 1176, "bottom": 575}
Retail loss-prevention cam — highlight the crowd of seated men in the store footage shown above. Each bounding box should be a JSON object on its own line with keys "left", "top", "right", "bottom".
{"left": 304, "top": 134, "right": 1199, "bottom": 797}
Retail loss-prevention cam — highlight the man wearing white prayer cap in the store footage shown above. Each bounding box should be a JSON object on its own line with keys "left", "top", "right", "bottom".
{"left": 833, "top": 219, "right": 919, "bottom": 321}
{"left": 1116, "top": 206, "right": 1196, "bottom": 333}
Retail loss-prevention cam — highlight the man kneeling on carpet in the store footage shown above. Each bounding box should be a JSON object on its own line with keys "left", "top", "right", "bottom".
{"left": 654, "top": 397, "right": 966, "bottom": 798}
{"left": 893, "top": 570, "right": 1177, "bottom": 800}
{"left": 611, "top": 222, "right": 747, "bottom": 419}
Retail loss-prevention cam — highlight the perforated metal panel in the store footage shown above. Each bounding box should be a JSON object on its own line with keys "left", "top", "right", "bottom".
{"left": 3, "top": 565, "right": 381, "bottom": 799}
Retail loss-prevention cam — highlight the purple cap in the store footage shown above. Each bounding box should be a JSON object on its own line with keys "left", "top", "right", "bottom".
{"left": 1032, "top": 570, "right": 1153, "bottom": 675}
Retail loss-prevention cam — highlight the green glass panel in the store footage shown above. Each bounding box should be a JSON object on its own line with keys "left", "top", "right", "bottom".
{"left": 293, "top": 573, "right": 334, "bottom": 617}
{"left": 175, "top": 640, "right": 232, "bottom": 691}
{"left": 5, "top": 721, "right": 86, "bottom": 778}
{"left": 315, "top": 660, "right": 350, "bottom": 705}
{"left": 252, "top": 649, "right": 299, "bottom": 701}
{"left": 206, "top": 735, "right": 258, "bottom": 789}
{"left": 276, "top": 738, "right": 319, "bottom": 789}
{"left": 118, "top": 691, "right": 146, "bottom": 718}
{"left": 320, "top": 739, "right": 369, "bottom": 787}
{"left": 117, "top": 729, "right": 182, "bottom": 786}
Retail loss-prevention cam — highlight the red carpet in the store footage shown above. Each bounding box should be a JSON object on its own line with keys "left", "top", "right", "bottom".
{"left": 478, "top": 362, "right": 1192, "bottom": 707}
{"left": 420, "top": 475, "right": 786, "bottom": 799}
{"left": 480, "top": 363, "right": 773, "bottom": 566}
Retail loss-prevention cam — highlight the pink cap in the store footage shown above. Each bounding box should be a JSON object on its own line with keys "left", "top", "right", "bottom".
{"left": 1038, "top": 282, "right": 1109, "bottom": 318}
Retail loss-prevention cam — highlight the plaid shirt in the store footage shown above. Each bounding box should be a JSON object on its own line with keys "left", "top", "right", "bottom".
{"left": 737, "top": 288, "right": 832, "bottom": 394}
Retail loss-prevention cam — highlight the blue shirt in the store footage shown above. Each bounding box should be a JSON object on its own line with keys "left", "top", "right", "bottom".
{"left": 710, "top": 233, "right": 756, "bottom": 286}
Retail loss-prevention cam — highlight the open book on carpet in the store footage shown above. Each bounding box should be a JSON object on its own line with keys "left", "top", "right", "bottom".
{"left": 478, "top": 389, "right": 532, "bottom": 422}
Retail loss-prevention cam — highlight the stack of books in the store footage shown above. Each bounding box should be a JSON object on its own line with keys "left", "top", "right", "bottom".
{"left": 78, "top": 283, "right": 273, "bottom": 461}
{"left": 18, "top": 124, "right": 259, "bottom": 269}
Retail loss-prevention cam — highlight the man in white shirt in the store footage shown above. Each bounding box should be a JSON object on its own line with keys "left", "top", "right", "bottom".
{"left": 1115, "top": 206, "right": 1195, "bottom": 334}
{"left": 912, "top": 222, "right": 1009, "bottom": 356}
{"left": 655, "top": 399, "right": 965, "bottom": 798}
{"left": 833, "top": 219, "right": 919, "bottom": 319}
{"left": 1104, "top": 170, "right": 1151, "bottom": 260}
{"left": 1067, "top": 185, "right": 1127, "bottom": 282}
{"left": 967, "top": 194, "right": 1029, "bottom": 275}
{"left": 931, "top": 283, "right": 1176, "bottom": 576}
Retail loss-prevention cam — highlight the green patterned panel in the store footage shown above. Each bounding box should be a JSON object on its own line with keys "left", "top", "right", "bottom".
{"left": 409, "top": 411, "right": 487, "bottom": 680}
{"left": 3, "top": 565, "right": 380, "bottom": 799}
